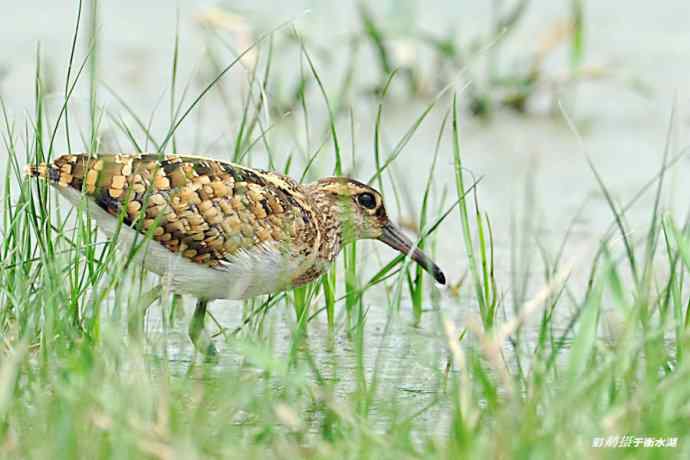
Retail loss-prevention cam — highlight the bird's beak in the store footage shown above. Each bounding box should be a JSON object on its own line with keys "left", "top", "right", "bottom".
{"left": 379, "top": 222, "right": 446, "bottom": 285}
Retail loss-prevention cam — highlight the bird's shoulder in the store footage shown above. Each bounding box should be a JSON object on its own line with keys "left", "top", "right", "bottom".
{"left": 52, "top": 153, "right": 320, "bottom": 269}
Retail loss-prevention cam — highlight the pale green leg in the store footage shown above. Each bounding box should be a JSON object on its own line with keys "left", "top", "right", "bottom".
{"left": 128, "top": 284, "right": 162, "bottom": 338}
{"left": 167, "top": 293, "right": 183, "bottom": 325}
{"left": 189, "top": 299, "right": 218, "bottom": 359}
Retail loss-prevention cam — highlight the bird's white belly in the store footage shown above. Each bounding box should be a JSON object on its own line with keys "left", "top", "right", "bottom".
{"left": 58, "top": 187, "right": 307, "bottom": 300}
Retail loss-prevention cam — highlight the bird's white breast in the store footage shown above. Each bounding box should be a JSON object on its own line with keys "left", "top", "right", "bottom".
{"left": 58, "top": 187, "right": 309, "bottom": 300}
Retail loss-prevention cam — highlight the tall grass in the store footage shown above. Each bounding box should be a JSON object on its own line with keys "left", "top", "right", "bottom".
{"left": 2, "top": 3, "right": 690, "bottom": 460}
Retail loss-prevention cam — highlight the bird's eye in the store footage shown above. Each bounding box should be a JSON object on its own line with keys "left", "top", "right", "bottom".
{"left": 357, "top": 192, "right": 376, "bottom": 210}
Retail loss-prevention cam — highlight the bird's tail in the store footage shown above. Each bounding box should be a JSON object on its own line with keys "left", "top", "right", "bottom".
{"left": 24, "top": 162, "right": 52, "bottom": 179}
{"left": 25, "top": 154, "right": 91, "bottom": 189}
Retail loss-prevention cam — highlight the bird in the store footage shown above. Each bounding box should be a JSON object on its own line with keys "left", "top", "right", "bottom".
{"left": 27, "top": 153, "right": 446, "bottom": 355}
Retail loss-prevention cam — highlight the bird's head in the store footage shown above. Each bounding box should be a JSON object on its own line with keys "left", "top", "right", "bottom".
{"left": 308, "top": 177, "right": 446, "bottom": 285}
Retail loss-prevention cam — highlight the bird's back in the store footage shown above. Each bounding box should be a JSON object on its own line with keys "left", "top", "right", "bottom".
{"left": 27, "top": 153, "right": 321, "bottom": 298}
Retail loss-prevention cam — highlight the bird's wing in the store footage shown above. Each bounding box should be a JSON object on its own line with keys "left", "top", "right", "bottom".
{"left": 31, "top": 153, "right": 318, "bottom": 269}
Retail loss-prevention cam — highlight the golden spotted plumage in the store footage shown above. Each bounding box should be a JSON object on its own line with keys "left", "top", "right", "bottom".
{"left": 28, "top": 153, "right": 324, "bottom": 282}
{"left": 27, "top": 153, "right": 446, "bottom": 355}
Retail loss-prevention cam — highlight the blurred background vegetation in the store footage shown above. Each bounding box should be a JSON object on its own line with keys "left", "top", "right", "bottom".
{"left": 1, "top": 1, "right": 690, "bottom": 458}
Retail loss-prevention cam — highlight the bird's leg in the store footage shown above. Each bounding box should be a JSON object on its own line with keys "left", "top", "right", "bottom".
{"left": 189, "top": 299, "right": 218, "bottom": 359}
{"left": 169, "top": 293, "right": 183, "bottom": 323}
{"left": 127, "top": 284, "right": 162, "bottom": 338}
{"left": 140, "top": 284, "right": 164, "bottom": 312}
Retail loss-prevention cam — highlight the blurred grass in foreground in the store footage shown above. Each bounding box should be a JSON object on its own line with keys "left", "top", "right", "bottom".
{"left": 2, "top": 2, "right": 690, "bottom": 459}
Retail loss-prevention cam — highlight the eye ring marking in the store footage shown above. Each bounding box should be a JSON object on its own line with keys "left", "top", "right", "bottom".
{"left": 356, "top": 192, "right": 377, "bottom": 210}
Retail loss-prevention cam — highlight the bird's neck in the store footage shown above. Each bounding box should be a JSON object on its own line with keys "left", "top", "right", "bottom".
{"left": 288, "top": 185, "right": 344, "bottom": 288}
{"left": 305, "top": 185, "right": 344, "bottom": 264}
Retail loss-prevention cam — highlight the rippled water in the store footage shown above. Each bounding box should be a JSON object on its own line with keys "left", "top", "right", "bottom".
{"left": 2, "top": 1, "right": 690, "bottom": 418}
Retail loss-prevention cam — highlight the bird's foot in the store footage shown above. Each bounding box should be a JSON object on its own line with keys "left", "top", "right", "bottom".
{"left": 190, "top": 328, "right": 218, "bottom": 362}
{"left": 189, "top": 299, "right": 218, "bottom": 362}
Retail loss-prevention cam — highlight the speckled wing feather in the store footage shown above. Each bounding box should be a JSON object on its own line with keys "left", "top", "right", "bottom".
{"left": 27, "top": 153, "right": 319, "bottom": 269}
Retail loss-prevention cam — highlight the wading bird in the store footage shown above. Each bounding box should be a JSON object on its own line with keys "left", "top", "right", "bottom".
{"left": 28, "top": 154, "right": 446, "bottom": 355}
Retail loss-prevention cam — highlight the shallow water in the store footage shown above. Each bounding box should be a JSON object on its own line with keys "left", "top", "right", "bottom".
{"left": 2, "top": 0, "right": 690, "bottom": 431}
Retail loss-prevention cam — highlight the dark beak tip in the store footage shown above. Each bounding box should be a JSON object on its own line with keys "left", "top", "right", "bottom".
{"left": 379, "top": 222, "right": 446, "bottom": 285}
{"left": 434, "top": 268, "right": 446, "bottom": 285}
